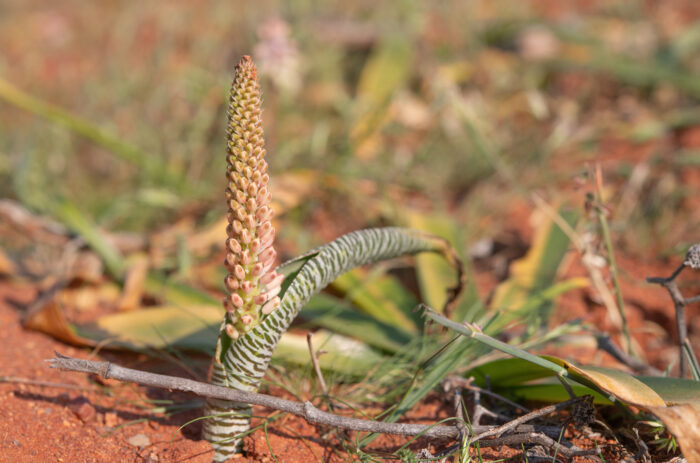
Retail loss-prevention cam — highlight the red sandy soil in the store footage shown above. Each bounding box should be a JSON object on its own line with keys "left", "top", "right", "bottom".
{"left": 2, "top": 235, "right": 695, "bottom": 462}
{"left": 2, "top": 129, "right": 697, "bottom": 460}
{"left": 0, "top": 280, "right": 539, "bottom": 462}
{"left": 0, "top": 281, "right": 542, "bottom": 462}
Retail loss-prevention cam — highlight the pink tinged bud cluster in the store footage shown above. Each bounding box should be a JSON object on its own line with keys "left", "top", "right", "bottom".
{"left": 222, "top": 56, "right": 283, "bottom": 338}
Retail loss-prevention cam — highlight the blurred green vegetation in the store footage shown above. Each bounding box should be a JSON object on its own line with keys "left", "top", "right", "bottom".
{"left": 1, "top": 0, "right": 698, "bottom": 255}
{"left": 3, "top": 1, "right": 700, "bottom": 458}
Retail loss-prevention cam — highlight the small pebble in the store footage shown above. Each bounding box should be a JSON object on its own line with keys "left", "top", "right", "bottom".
{"left": 68, "top": 397, "right": 95, "bottom": 423}
{"left": 104, "top": 412, "right": 119, "bottom": 427}
{"left": 128, "top": 433, "right": 151, "bottom": 448}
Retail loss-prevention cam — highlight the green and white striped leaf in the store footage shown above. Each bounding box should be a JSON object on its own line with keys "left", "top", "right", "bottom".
{"left": 203, "top": 226, "right": 459, "bottom": 460}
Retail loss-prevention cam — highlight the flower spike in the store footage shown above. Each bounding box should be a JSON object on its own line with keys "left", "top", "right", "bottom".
{"left": 223, "top": 55, "right": 283, "bottom": 334}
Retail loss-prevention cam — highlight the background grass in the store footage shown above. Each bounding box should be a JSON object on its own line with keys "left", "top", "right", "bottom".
{"left": 2, "top": 0, "right": 697, "bottom": 256}
{"left": 2, "top": 0, "right": 700, "bottom": 459}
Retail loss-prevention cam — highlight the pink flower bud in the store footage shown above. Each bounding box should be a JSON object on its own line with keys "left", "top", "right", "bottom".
{"left": 225, "top": 324, "right": 239, "bottom": 339}
{"left": 225, "top": 253, "right": 237, "bottom": 269}
{"left": 251, "top": 262, "right": 264, "bottom": 276}
{"left": 224, "top": 274, "right": 239, "bottom": 291}
{"left": 245, "top": 215, "right": 256, "bottom": 230}
{"left": 256, "top": 206, "right": 271, "bottom": 222}
{"left": 259, "top": 261, "right": 274, "bottom": 277}
{"left": 247, "top": 183, "right": 258, "bottom": 197}
{"left": 259, "top": 247, "right": 276, "bottom": 266}
{"left": 246, "top": 198, "right": 257, "bottom": 212}
{"left": 229, "top": 293, "right": 244, "bottom": 308}
{"left": 228, "top": 171, "right": 240, "bottom": 185}
{"left": 235, "top": 190, "right": 246, "bottom": 205}
{"left": 241, "top": 228, "right": 251, "bottom": 245}
{"left": 234, "top": 264, "right": 246, "bottom": 280}
{"left": 261, "top": 296, "right": 280, "bottom": 314}
{"left": 257, "top": 188, "right": 269, "bottom": 205}
{"left": 232, "top": 220, "right": 243, "bottom": 235}
{"left": 259, "top": 271, "right": 279, "bottom": 286}
{"left": 260, "top": 228, "right": 274, "bottom": 250}
{"left": 263, "top": 284, "right": 281, "bottom": 300}
{"left": 269, "top": 272, "right": 285, "bottom": 289}
{"left": 227, "top": 238, "right": 241, "bottom": 254}
{"left": 258, "top": 221, "right": 272, "bottom": 236}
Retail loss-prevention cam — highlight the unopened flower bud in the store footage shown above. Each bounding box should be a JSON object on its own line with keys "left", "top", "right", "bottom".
{"left": 262, "top": 296, "right": 280, "bottom": 315}
{"left": 243, "top": 229, "right": 253, "bottom": 245}
{"left": 225, "top": 324, "right": 239, "bottom": 339}
{"left": 234, "top": 264, "right": 245, "bottom": 280}
{"left": 246, "top": 198, "right": 256, "bottom": 212}
{"left": 259, "top": 247, "right": 276, "bottom": 266}
{"left": 232, "top": 220, "right": 243, "bottom": 235}
{"left": 251, "top": 263, "right": 264, "bottom": 276}
{"left": 225, "top": 253, "right": 238, "bottom": 269}
{"left": 227, "top": 238, "right": 241, "bottom": 254}
{"left": 224, "top": 274, "right": 239, "bottom": 291}
{"left": 229, "top": 293, "right": 244, "bottom": 308}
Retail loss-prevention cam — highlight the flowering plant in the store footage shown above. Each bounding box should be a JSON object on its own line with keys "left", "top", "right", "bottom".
{"left": 202, "top": 56, "right": 461, "bottom": 461}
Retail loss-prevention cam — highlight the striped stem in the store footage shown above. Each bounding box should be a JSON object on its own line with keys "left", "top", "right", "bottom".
{"left": 203, "top": 227, "right": 453, "bottom": 460}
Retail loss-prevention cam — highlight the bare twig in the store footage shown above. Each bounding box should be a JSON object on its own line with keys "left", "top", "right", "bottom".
{"left": 595, "top": 333, "right": 662, "bottom": 376}
{"left": 647, "top": 244, "right": 700, "bottom": 379}
{"left": 48, "top": 354, "right": 599, "bottom": 459}
{"left": 306, "top": 333, "right": 328, "bottom": 396}
{"left": 470, "top": 386, "right": 483, "bottom": 426}
{"left": 681, "top": 337, "right": 700, "bottom": 380}
{"left": 434, "top": 431, "right": 598, "bottom": 460}
{"left": 592, "top": 164, "right": 631, "bottom": 353}
{"left": 631, "top": 426, "right": 652, "bottom": 463}
{"left": 48, "top": 353, "right": 563, "bottom": 440}
{"left": 492, "top": 432, "right": 598, "bottom": 458}
{"left": 471, "top": 396, "right": 587, "bottom": 443}
{"left": 443, "top": 376, "right": 529, "bottom": 414}
{"left": 451, "top": 385, "right": 469, "bottom": 439}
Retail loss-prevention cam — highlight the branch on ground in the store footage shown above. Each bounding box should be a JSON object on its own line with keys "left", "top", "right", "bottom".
{"left": 48, "top": 353, "right": 599, "bottom": 458}
{"left": 647, "top": 243, "right": 700, "bottom": 379}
